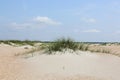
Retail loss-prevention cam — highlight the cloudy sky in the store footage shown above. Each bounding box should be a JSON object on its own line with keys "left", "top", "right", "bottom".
{"left": 0, "top": 0, "right": 120, "bottom": 42}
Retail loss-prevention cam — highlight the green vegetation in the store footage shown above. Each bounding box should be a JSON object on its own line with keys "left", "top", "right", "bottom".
{"left": 1, "top": 39, "right": 118, "bottom": 56}
{"left": 78, "top": 43, "right": 89, "bottom": 51}
{"left": 0, "top": 40, "right": 41, "bottom": 46}
{"left": 45, "top": 38, "right": 90, "bottom": 54}
{"left": 47, "top": 38, "right": 79, "bottom": 53}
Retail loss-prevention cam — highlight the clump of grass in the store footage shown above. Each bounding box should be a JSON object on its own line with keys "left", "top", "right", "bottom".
{"left": 47, "top": 38, "right": 78, "bottom": 54}
{"left": 78, "top": 43, "right": 89, "bottom": 51}
{"left": 39, "top": 43, "right": 49, "bottom": 50}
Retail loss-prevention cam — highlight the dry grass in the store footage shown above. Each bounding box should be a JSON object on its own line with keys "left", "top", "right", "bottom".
{"left": 88, "top": 44, "right": 120, "bottom": 57}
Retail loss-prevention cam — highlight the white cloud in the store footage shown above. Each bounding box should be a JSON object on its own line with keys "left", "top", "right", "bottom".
{"left": 82, "top": 18, "right": 97, "bottom": 23}
{"left": 33, "top": 16, "right": 62, "bottom": 25}
{"left": 82, "top": 29, "right": 101, "bottom": 33}
{"left": 10, "top": 16, "right": 62, "bottom": 29}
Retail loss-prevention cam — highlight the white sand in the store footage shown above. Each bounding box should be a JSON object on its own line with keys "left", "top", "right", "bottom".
{"left": 0, "top": 44, "right": 120, "bottom": 80}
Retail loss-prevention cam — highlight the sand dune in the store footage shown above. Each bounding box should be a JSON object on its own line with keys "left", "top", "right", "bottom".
{"left": 0, "top": 44, "right": 120, "bottom": 80}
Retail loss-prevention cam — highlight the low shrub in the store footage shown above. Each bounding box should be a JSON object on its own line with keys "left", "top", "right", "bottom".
{"left": 47, "top": 38, "right": 78, "bottom": 53}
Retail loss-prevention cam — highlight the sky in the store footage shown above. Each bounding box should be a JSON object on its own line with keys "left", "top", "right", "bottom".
{"left": 0, "top": 0, "right": 120, "bottom": 42}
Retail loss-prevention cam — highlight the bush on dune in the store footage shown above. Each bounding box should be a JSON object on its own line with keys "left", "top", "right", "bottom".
{"left": 47, "top": 38, "right": 79, "bottom": 54}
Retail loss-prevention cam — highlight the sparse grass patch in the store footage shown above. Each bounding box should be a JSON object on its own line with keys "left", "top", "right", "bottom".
{"left": 78, "top": 43, "right": 89, "bottom": 51}
{"left": 88, "top": 46, "right": 111, "bottom": 54}
{"left": 15, "top": 46, "right": 42, "bottom": 57}
{"left": 40, "top": 43, "right": 49, "bottom": 50}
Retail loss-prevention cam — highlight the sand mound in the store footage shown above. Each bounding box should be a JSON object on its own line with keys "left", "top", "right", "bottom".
{"left": 0, "top": 45, "right": 120, "bottom": 80}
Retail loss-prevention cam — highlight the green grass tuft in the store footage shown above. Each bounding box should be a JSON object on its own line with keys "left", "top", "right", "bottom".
{"left": 47, "top": 38, "right": 78, "bottom": 54}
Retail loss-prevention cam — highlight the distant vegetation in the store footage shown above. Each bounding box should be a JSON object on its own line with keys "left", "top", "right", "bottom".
{"left": 0, "top": 40, "right": 41, "bottom": 46}
{"left": 1, "top": 39, "right": 120, "bottom": 56}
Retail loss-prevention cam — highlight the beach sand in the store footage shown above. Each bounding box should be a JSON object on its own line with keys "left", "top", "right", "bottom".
{"left": 0, "top": 44, "right": 120, "bottom": 80}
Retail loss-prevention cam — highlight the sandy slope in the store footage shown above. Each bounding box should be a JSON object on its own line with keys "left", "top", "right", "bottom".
{"left": 0, "top": 44, "right": 120, "bottom": 80}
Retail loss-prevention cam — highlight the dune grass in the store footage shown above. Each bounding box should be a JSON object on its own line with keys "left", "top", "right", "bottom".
{"left": 78, "top": 43, "right": 89, "bottom": 51}
{"left": 47, "top": 38, "right": 78, "bottom": 54}
{"left": 46, "top": 38, "right": 90, "bottom": 54}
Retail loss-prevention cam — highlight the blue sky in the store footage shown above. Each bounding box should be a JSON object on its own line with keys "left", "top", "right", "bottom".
{"left": 0, "top": 0, "right": 120, "bottom": 42}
